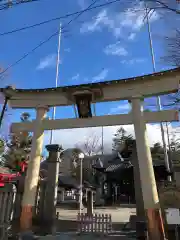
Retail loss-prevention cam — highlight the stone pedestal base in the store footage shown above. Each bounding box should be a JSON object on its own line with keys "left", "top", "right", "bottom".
{"left": 19, "top": 231, "right": 35, "bottom": 240}
{"left": 20, "top": 205, "right": 33, "bottom": 232}
{"left": 129, "top": 214, "right": 147, "bottom": 239}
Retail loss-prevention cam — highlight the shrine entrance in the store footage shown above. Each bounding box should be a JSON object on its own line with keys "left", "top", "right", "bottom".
{"left": 1, "top": 67, "right": 180, "bottom": 239}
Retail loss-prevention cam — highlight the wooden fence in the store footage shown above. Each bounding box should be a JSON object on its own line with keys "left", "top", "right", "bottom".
{"left": 0, "top": 184, "right": 16, "bottom": 240}
{"left": 77, "top": 213, "right": 112, "bottom": 234}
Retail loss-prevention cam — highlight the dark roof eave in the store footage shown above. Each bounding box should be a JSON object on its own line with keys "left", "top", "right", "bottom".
{"left": 0, "top": 67, "right": 179, "bottom": 93}
{"left": 93, "top": 166, "right": 106, "bottom": 171}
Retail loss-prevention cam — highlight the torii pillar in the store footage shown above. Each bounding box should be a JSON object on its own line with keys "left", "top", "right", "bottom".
{"left": 131, "top": 97, "right": 166, "bottom": 240}
{"left": 20, "top": 105, "right": 48, "bottom": 232}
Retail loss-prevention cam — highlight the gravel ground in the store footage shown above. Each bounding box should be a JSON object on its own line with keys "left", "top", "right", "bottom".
{"left": 56, "top": 207, "right": 136, "bottom": 223}
{"left": 31, "top": 207, "right": 137, "bottom": 239}
{"left": 44, "top": 208, "right": 137, "bottom": 239}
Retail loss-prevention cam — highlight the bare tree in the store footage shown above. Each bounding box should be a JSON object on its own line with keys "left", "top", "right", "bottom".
{"left": 162, "top": 28, "right": 180, "bottom": 67}
{"left": 127, "top": 0, "right": 179, "bottom": 14}
{"left": 76, "top": 132, "right": 102, "bottom": 156}
{"left": 148, "top": 0, "right": 179, "bottom": 14}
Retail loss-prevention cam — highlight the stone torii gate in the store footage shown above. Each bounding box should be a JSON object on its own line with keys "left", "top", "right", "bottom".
{"left": 1, "top": 67, "right": 180, "bottom": 239}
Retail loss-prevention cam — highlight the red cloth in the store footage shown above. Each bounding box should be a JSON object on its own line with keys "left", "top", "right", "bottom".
{"left": 0, "top": 161, "right": 28, "bottom": 187}
{"left": 20, "top": 161, "right": 28, "bottom": 172}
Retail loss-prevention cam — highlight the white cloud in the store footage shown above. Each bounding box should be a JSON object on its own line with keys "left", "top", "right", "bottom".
{"left": 80, "top": 9, "right": 108, "bottom": 33}
{"left": 64, "top": 48, "right": 70, "bottom": 53}
{"left": 128, "top": 33, "right": 136, "bottom": 41}
{"left": 37, "top": 54, "right": 58, "bottom": 70}
{"left": 43, "top": 123, "right": 180, "bottom": 153}
{"left": 80, "top": 2, "right": 159, "bottom": 38}
{"left": 75, "top": 69, "right": 109, "bottom": 84}
{"left": 92, "top": 69, "right": 109, "bottom": 82}
{"left": 121, "top": 58, "right": 146, "bottom": 64}
{"left": 108, "top": 103, "right": 131, "bottom": 115}
{"left": 71, "top": 74, "right": 80, "bottom": 81}
{"left": 77, "top": 0, "right": 86, "bottom": 9}
{"left": 104, "top": 42, "right": 128, "bottom": 56}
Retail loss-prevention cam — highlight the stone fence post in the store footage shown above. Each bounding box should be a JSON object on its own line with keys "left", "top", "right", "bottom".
{"left": 87, "top": 190, "right": 93, "bottom": 216}
{"left": 43, "top": 144, "right": 63, "bottom": 233}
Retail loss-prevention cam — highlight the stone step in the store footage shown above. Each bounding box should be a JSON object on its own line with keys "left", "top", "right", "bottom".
{"left": 38, "top": 232, "right": 136, "bottom": 240}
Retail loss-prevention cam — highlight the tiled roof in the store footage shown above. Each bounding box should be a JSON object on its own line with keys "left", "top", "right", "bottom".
{"left": 93, "top": 153, "right": 121, "bottom": 169}
{"left": 105, "top": 161, "right": 133, "bottom": 173}
{"left": 105, "top": 164, "right": 124, "bottom": 172}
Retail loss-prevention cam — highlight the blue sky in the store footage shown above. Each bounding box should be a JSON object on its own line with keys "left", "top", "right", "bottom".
{"left": 0, "top": 0, "right": 179, "bottom": 150}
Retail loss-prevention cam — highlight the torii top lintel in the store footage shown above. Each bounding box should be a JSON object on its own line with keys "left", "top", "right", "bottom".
{"left": 1, "top": 68, "right": 180, "bottom": 109}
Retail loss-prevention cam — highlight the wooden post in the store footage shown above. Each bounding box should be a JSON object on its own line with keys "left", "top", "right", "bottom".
{"left": 131, "top": 97, "right": 166, "bottom": 240}
{"left": 20, "top": 106, "right": 48, "bottom": 232}
{"left": 87, "top": 190, "right": 93, "bottom": 216}
{"left": 38, "top": 179, "right": 47, "bottom": 220}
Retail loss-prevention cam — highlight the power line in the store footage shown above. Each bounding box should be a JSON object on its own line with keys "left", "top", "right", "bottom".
{"left": 0, "top": 0, "right": 121, "bottom": 37}
{"left": 0, "top": 0, "right": 44, "bottom": 2}
{"left": 65, "top": 0, "right": 99, "bottom": 26}
{"left": 0, "top": 0, "right": 46, "bottom": 10}
{"left": 0, "top": 0, "right": 121, "bottom": 78}
{"left": 0, "top": 29, "right": 68, "bottom": 77}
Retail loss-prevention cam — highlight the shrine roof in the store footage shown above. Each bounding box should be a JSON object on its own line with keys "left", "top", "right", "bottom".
{"left": 105, "top": 161, "right": 132, "bottom": 172}
{"left": 92, "top": 153, "right": 168, "bottom": 173}
{"left": 0, "top": 67, "right": 179, "bottom": 94}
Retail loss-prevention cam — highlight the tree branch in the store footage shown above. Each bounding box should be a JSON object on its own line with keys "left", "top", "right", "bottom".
{"left": 76, "top": 132, "right": 102, "bottom": 156}
{"left": 147, "top": 0, "right": 179, "bottom": 13}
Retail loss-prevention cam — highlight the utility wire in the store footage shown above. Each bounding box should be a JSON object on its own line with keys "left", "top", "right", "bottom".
{"left": 0, "top": 0, "right": 122, "bottom": 37}
{"left": 0, "top": 0, "right": 46, "bottom": 10}
{"left": 0, "top": 0, "right": 121, "bottom": 78}
{"left": 0, "top": 0, "right": 44, "bottom": 2}
{"left": 0, "top": 29, "right": 68, "bottom": 78}
{"left": 64, "top": 0, "right": 99, "bottom": 26}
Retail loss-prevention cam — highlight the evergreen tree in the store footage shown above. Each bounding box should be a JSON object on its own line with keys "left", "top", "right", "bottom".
{"left": 150, "top": 142, "right": 165, "bottom": 162}
{"left": 112, "top": 127, "right": 134, "bottom": 152}
{"left": 0, "top": 138, "right": 4, "bottom": 155}
{"left": 0, "top": 138, "right": 5, "bottom": 165}
{"left": 151, "top": 142, "right": 164, "bottom": 154}
{"left": 2, "top": 112, "right": 32, "bottom": 171}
